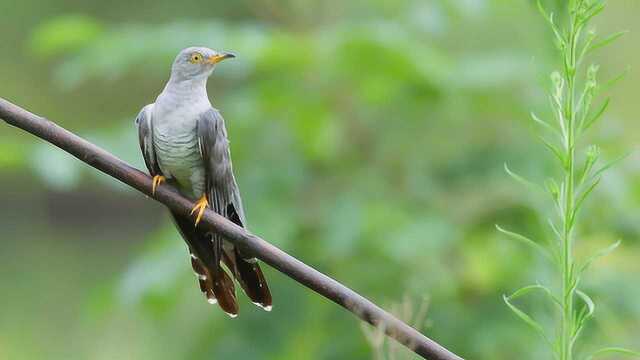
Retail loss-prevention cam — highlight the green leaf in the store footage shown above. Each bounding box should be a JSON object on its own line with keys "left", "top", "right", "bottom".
{"left": 601, "top": 67, "right": 630, "bottom": 92}
{"left": 504, "top": 163, "right": 544, "bottom": 193}
{"left": 578, "top": 2, "right": 606, "bottom": 27}
{"left": 578, "top": 145, "right": 600, "bottom": 186}
{"left": 581, "top": 98, "right": 609, "bottom": 133}
{"left": 510, "top": 284, "right": 562, "bottom": 308}
{"left": 578, "top": 30, "right": 597, "bottom": 65}
{"left": 572, "top": 289, "right": 596, "bottom": 344}
{"left": 590, "top": 151, "right": 632, "bottom": 181}
{"left": 545, "top": 178, "right": 563, "bottom": 212}
{"left": 576, "top": 65, "right": 599, "bottom": 129}
{"left": 496, "top": 225, "right": 554, "bottom": 262}
{"left": 575, "top": 289, "right": 595, "bottom": 324}
{"left": 567, "top": 263, "right": 579, "bottom": 296}
{"left": 508, "top": 285, "right": 540, "bottom": 299}
{"left": 586, "top": 31, "right": 629, "bottom": 55}
{"left": 572, "top": 177, "right": 601, "bottom": 222}
{"left": 548, "top": 218, "right": 562, "bottom": 241}
{"left": 539, "top": 136, "right": 566, "bottom": 168}
{"left": 503, "top": 294, "right": 553, "bottom": 347}
{"left": 579, "top": 240, "right": 621, "bottom": 274}
{"left": 531, "top": 112, "right": 557, "bottom": 133}
{"left": 585, "top": 347, "right": 640, "bottom": 360}
{"left": 537, "top": 1, "right": 566, "bottom": 46}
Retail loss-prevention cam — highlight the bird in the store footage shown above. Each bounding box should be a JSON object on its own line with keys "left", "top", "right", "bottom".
{"left": 135, "top": 47, "right": 272, "bottom": 317}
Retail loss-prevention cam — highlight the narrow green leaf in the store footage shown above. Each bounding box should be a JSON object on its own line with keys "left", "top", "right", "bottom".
{"left": 504, "top": 163, "right": 543, "bottom": 193}
{"left": 573, "top": 177, "right": 601, "bottom": 220}
{"left": 548, "top": 218, "right": 562, "bottom": 242}
{"left": 537, "top": 1, "right": 566, "bottom": 46}
{"left": 576, "top": 65, "right": 599, "bottom": 130}
{"left": 496, "top": 225, "right": 554, "bottom": 261}
{"left": 558, "top": 180, "right": 567, "bottom": 215}
{"left": 539, "top": 136, "right": 566, "bottom": 168}
{"left": 585, "top": 347, "right": 640, "bottom": 360}
{"left": 545, "top": 178, "right": 561, "bottom": 207}
{"left": 503, "top": 294, "right": 553, "bottom": 347}
{"left": 578, "top": 145, "right": 600, "bottom": 186}
{"left": 576, "top": 289, "right": 595, "bottom": 321}
{"left": 579, "top": 240, "right": 621, "bottom": 274}
{"left": 590, "top": 151, "right": 632, "bottom": 181}
{"left": 509, "top": 285, "right": 542, "bottom": 299}
{"left": 567, "top": 263, "right": 579, "bottom": 298}
{"left": 509, "top": 284, "right": 562, "bottom": 308}
{"left": 531, "top": 112, "right": 557, "bottom": 133}
{"left": 587, "top": 31, "right": 629, "bottom": 54}
{"left": 573, "top": 289, "right": 596, "bottom": 343}
{"left": 579, "top": 2, "right": 605, "bottom": 26}
{"left": 582, "top": 98, "right": 609, "bottom": 133}
{"left": 578, "top": 30, "right": 597, "bottom": 65}
{"left": 536, "top": 0, "right": 552, "bottom": 24}
{"left": 601, "top": 67, "right": 630, "bottom": 92}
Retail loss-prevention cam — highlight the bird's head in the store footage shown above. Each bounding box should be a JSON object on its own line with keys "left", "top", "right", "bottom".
{"left": 170, "top": 47, "right": 235, "bottom": 81}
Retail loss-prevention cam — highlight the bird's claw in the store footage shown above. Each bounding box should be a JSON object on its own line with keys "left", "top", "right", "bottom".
{"left": 152, "top": 175, "right": 166, "bottom": 195}
{"left": 190, "top": 195, "right": 209, "bottom": 227}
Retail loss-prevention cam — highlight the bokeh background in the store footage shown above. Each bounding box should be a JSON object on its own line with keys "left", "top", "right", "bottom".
{"left": 1, "top": 0, "right": 639, "bottom": 359}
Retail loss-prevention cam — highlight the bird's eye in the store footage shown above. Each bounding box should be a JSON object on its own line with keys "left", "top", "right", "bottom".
{"left": 189, "top": 53, "right": 203, "bottom": 64}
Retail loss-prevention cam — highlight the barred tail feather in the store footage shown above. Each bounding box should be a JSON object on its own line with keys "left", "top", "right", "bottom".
{"left": 211, "top": 268, "right": 238, "bottom": 316}
{"left": 235, "top": 255, "right": 272, "bottom": 311}
{"left": 171, "top": 211, "right": 239, "bottom": 317}
{"left": 223, "top": 203, "right": 272, "bottom": 311}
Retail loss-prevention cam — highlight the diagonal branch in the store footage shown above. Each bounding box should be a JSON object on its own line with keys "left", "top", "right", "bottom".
{"left": 0, "top": 97, "right": 463, "bottom": 360}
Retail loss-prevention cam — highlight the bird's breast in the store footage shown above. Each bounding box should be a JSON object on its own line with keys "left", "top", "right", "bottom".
{"left": 153, "top": 113, "right": 206, "bottom": 198}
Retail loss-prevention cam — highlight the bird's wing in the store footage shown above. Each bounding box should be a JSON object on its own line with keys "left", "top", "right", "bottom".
{"left": 196, "top": 108, "right": 245, "bottom": 223}
{"left": 135, "top": 104, "right": 161, "bottom": 176}
{"left": 197, "top": 108, "right": 272, "bottom": 310}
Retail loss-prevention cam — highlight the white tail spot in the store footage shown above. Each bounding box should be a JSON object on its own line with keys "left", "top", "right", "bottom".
{"left": 252, "top": 302, "right": 272, "bottom": 312}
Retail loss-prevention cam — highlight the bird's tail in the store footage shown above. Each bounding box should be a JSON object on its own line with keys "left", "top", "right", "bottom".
{"left": 170, "top": 211, "right": 239, "bottom": 317}
{"left": 223, "top": 248, "right": 272, "bottom": 311}
{"left": 223, "top": 203, "right": 273, "bottom": 311}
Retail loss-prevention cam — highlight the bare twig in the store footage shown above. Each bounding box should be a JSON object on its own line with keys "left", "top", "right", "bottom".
{"left": 0, "top": 97, "right": 463, "bottom": 360}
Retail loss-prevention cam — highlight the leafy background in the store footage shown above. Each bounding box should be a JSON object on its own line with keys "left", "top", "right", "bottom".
{"left": 0, "top": 0, "right": 639, "bottom": 359}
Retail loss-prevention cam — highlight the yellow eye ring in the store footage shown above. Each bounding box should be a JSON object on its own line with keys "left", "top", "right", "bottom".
{"left": 189, "top": 53, "right": 203, "bottom": 64}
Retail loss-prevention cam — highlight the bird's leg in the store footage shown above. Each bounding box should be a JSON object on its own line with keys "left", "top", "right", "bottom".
{"left": 152, "top": 175, "right": 166, "bottom": 195}
{"left": 190, "top": 194, "right": 209, "bottom": 226}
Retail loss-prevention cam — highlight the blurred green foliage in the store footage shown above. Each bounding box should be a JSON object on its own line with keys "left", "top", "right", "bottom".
{"left": 0, "top": 0, "right": 639, "bottom": 359}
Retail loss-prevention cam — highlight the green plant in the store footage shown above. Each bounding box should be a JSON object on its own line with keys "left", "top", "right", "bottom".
{"left": 361, "top": 296, "right": 430, "bottom": 360}
{"left": 498, "top": 1, "right": 639, "bottom": 359}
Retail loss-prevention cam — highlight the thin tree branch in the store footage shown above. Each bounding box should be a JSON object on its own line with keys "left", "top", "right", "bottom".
{"left": 0, "top": 97, "right": 463, "bottom": 360}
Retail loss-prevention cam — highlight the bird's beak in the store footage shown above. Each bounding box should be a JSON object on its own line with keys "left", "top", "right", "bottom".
{"left": 207, "top": 52, "right": 236, "bottom": 64}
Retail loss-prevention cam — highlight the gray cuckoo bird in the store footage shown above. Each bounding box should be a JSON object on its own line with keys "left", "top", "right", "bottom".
{"left": 135, "top": 47, "right": 272, "bottom": 317}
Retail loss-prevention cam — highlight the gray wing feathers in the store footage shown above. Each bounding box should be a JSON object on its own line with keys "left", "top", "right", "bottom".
{"left": 196, "top": 108, "right": 246, "bottom": 225}
{"left": 196, "top": 108, "right": 272, "bottom": 310}
{"left": 135, "top": 104, "right": 161, "bottom": 176}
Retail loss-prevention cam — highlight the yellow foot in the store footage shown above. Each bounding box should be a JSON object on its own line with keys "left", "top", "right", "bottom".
{"left": 190, "top": 195, "right": 209, "bottom": 227}
{"left": 152, "top": 175, "right": 166, "bottom": 195}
